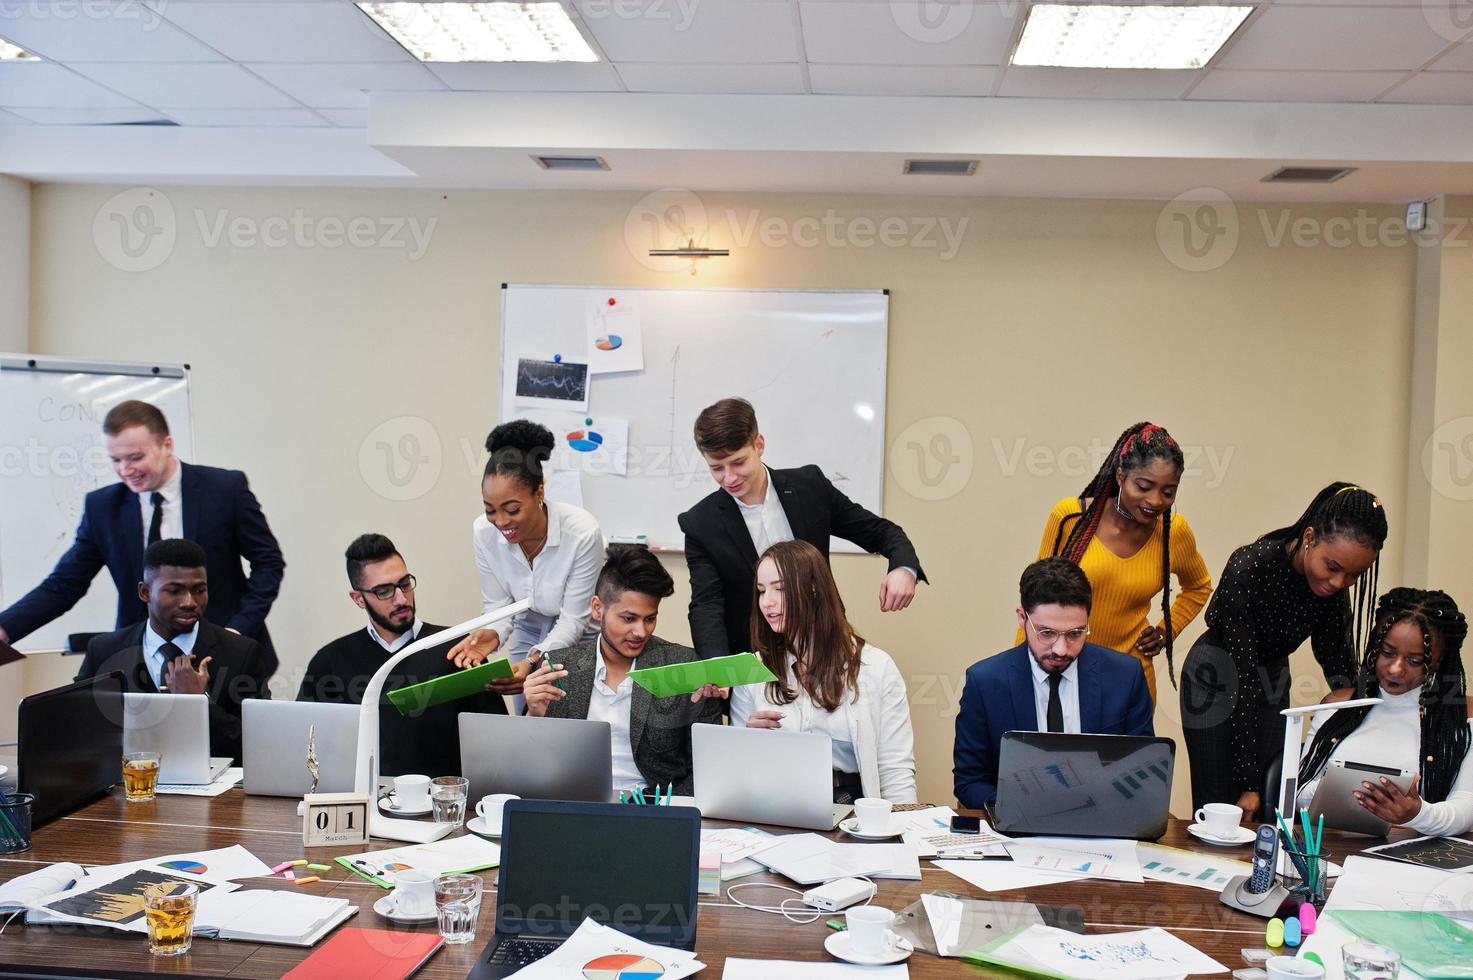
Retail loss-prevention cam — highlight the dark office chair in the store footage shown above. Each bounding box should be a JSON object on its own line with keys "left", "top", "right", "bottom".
{"left": 1260, "top": 756, "right": 1282, "bottom": 821}
{"left": 64, "top": 632, "right": 103, "bottom": 654}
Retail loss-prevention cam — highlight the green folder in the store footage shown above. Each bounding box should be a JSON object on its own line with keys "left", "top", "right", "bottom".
{"left": 385, "top": 658, "right": 514, "bottom": 715}
{"left": 960, "top": 926, "right": 1071, "bottom": 979}
{"left": 1331, "top": 911, "right": 1473, "bottom": 978}
{"left": 628, "top": 652, "right": 777, "bottom": 698}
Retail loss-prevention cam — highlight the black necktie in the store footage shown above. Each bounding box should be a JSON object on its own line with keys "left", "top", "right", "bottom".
{"left": 148, "top": 492, "right": 165, "bottom": 545}
{"left": 1046, "top": 673, "right": 1064, "bottom": 733}
{"left": 158, "top": 641, "right": 185, "bottom": 688}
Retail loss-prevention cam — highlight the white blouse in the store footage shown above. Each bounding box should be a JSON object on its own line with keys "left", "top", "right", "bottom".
{"left": 471, "top": 500, "right": 606, "bottom": 655}
{"left": 1298, "top": 686, "right": 1473, "bottom": 837}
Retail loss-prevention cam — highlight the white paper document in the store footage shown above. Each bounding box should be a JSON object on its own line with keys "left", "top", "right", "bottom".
{"left": 507, "top": 917, "right": 702, "bottom": 979}
{"left": 1004, "top": 837, "right": 1143, "bottom": 883}
{"left": 340, "top": 833, "right": 501, "bottom": 886}
{"left": 516, "top": 409, "right": 630, "bottom": 477}
{"left": 934, "top": 859, "right": 1087, "bottom": 893}
{"left": 585, "top": 299, "right": 645, "bottom": 375}
{"left": 723, "top": 959, "right": 908, "bottom": 980}
{"left": 1326, "top": 854, "right": 1473, "bottom": 920}
{"left": 90, "top": 844, "right": 273, "bottom": 883}
{"left": 922, "top": 893, "right": 966, "bottom": 956}
{"left": 1137, "top": 843, "right": 1250, "bottom": 892}
{"left": 157, "top": 766, "right": 242, "bottom": 796}
{"left": 1001, "top": 925, "right": 1226, "bottom": 980}
{"left": 755, "top": 833, "right": 919, "bottom": 884}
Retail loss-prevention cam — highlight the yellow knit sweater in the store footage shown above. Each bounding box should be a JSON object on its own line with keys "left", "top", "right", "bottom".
{"left": 1018, "top": 497, "right": 1214, "bottom": 702}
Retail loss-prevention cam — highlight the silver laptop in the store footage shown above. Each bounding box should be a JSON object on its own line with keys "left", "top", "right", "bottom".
{"left": 692, "top": 725, "right": 852, "bottom": 830}
{"left": 459, "top": 713, "right": 613, "bottom": 804}
{"left": 1309, "top": 758, "right": 1414, "bottom": 837}
{"left": 122, "top": 693, "right": 231, "bottom": 785}
{"left": 242, "top": 700, "right": 359, "bottom": 797}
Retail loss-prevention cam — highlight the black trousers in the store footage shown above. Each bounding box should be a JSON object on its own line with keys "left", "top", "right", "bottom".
{"left": 1179, "top": 632, "right": 1290, "bottom": 813}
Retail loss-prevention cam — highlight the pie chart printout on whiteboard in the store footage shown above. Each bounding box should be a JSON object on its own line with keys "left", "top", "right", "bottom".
{"left": 582, "top": 954, "right": 666, "bottom": 980}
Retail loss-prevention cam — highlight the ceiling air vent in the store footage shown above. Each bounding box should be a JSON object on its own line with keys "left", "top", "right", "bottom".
{"left": 1262, "top": 166, "right": 1355, "bottom": 184}
{"left": 903, "top": 159, "right": 979, "bottom": 176}
{"left": 533, "top": 155, "right": 610, "bottom": 171}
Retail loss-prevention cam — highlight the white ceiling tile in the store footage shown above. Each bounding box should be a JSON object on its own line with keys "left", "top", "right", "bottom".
{"left": 5, "top": 105, "right": 173, "bottom": 124}
{"left": 156, "top": 1, "right": 413, "bottom": 62}
{"left": 426, "top": 61, "right": 623, "bottom": 91}
{"left": 800, "top": 0, "right": 1018, "bottom": 66}
{"left": 1217, "top": 7, "right": 1461, "bottom": 71}
{"left": 71, "top": 63, "right": 302, "bottom": 108}
{"left": 0, "top": 0, "right": 225, "bottom": 62}
{"left": 159, "top": 107, "right": 332, "bottom": 125}
{"left": 616, "top": 62, "right": 803, "bottom": 93}
{"left": 575, "top": 0, "right": 798, "bottom": 62}
{"left": 0, "top": 62, "right": 142, "bottom": 107}
{"left": 1378, "top": 72, "right": 1473, "bottom": 104}
{"left": 1428, "top": 39, "right": 1473, "bottom": 71}
{"left": 1189, "top": 69, "right": 1408, "bottom": 102}
{"left": 810, "top": 64, "right": 999, "bottom": 96}
{"left": 317, "top": 107, "right": 368, "bottom": 127}
{"left": 996, "top": 67, "right": 1196, "bottom": 99}
{"left": 246, "top": 62, "right": 445, "bottom": 108}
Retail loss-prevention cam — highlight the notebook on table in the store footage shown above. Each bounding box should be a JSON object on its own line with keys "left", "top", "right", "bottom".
{"left": 284, "top": 927, "right": 444, "bottom": 979}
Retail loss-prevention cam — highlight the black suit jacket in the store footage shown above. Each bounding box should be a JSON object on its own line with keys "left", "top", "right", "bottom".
{"left": 678, "top": 464, "right": 926, "bottom": 659}
{"left": 0, "top": 462, "right": 285, "bottom": 674}
{"left": 75, "top": 619, "right": 272, "bottom": 765}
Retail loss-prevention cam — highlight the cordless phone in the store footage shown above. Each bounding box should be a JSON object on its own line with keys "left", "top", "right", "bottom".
{"left": 1246, "top": 825, "right": 1279, "bottom": 894}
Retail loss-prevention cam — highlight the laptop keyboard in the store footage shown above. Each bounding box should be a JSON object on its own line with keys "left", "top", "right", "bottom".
{"left": 487, "top": 937, "right": 563, "bottom": 967}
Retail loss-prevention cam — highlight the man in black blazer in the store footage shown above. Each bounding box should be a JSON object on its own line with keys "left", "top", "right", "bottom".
{"left": 678, "top": 398, "right": 926, "bottom": 660}
{"left": 74, "top": 539, "right": 271, "bottom": 765}
{"left": 0, "top": 400, "right": 285, "bottom": 675}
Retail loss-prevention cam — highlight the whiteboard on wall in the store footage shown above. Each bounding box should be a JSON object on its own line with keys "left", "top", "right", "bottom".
{"left": 0, "top": 355, "right": 194, "bottom": 651}
{"left": 499, "top": 285, "right": 889, "bottom": 552}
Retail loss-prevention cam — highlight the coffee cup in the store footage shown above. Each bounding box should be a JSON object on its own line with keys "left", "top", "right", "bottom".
{"left": 845, "top": 906, "right": 900, "bottom": 958}
{"left": 1194, "top": 802, "right": 1242, "bottom": 838}
{"left": 391, "top": 868, "right": 435, "bottom": 917}
{"left": 475, "top": 793, "right": 520, "bottom": 835}
{"left": 854, "top": 797, "right": 893, "bottom": 835}
{"left": 394, "top": 774, "right": 431, "bottom": 808}
{"left": 1266, "top": 955, "right": 1325, "bottom": 979}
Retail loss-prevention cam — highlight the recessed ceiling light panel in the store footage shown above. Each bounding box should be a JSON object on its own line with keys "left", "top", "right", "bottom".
{"left": 358, "top": 2, "right": 599, "bottom": 63}
{"left": 1012, "top": 3, "right": 1254, "bottom": 70}
{"left": 0, "top": 36, "right": 40, "bottom": 61}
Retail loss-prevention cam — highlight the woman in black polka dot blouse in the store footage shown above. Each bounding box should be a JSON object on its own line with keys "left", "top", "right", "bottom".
{"left": 1179, "top": 482, "right": 1388, "bottom": 818}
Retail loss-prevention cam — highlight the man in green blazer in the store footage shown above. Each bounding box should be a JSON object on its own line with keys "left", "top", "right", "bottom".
{"left": 524, "top": 544, "right": 722, "bottom": 795}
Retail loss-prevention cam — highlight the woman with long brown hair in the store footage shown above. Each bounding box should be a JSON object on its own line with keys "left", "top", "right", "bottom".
{"left": 728, "top": 540, "right": 917, "bottom": 804}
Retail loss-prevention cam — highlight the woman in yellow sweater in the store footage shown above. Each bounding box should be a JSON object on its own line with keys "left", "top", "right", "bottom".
{"left": 1023, "top": 422, "right": 1213, "bottom": 702}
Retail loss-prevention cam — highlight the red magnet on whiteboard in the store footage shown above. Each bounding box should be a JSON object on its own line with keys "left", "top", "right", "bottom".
{"left": 607, "top": 297, "right": 616, "bottom": 306}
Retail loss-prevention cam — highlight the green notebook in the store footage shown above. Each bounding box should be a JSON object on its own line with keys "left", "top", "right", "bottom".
{"left": 385, "top": 658, "right": 514, "bottom": 715}
{"left": 1331, "top": 911, "right": 1473, "bottom": 978}
{"left": 628, "top": 652, "right": 777, "bottom": 698}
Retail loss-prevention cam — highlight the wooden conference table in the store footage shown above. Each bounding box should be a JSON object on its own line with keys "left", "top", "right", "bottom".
{"left": 0, "top": 789, "right": 1406, "bottom": 978}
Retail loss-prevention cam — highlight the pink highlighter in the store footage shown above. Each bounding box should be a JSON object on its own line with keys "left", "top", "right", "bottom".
{"left": 1298, "top": 903, "right": 1317, "bottom": 936}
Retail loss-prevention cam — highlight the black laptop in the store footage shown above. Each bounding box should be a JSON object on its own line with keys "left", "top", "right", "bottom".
{"left": 18, "top": 671, "right": 126, "bottom": 827}
{"left": 469, "top": 799, "right": 701, "bottom": 979}
{"left": 989, "top": 732, "right": 1175, "bottom": 840}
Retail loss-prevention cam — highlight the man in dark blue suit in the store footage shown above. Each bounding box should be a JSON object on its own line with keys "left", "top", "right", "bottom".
{"left": 0, "top": 401, "right": 284, "bottom": 675}
{"left": 953, "top": 557, "right": 1153, "bottom": 808}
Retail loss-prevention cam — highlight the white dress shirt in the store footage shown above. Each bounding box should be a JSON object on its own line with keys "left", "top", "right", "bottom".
{"left": 1028, "top": 655, "right": 1082, "bottom": 735}
{"left": 366, "top": 618, "right": 422, "bottom": 655}
{"left": 143, "top": 620, "right": 199, "bottom": 689}
{"left": 732, "top": 467, "right": 795, "bottom": 556}
{"left": 139, "top": 462, "right": 183, "bottom": 547}
{"left": 471, "top": 501, "right": 606, "bottom": 655}
{"left": 587, "top": 650, "right": 643, "bottom": 792}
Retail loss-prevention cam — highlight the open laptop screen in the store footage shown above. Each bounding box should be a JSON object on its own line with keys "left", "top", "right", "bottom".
{"left": 496, "top": 800, "right": 700, "bottom": 949}
{"left": 992, "top": 732, "right": 1175, "bottom": 840}
{"left": 19, "top": 671, "right": 125, "bottom": 827}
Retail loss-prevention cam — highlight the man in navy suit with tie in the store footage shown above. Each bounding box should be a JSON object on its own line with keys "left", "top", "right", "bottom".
{"left": 0, "top": 400, "right": 284, "bottom": 675}
{"left": 953, "top": 558, "right": 1154, "bottom": 808}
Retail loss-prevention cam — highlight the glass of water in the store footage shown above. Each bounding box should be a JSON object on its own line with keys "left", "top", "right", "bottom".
{"left": 431, "top": 776, "right": 469, "bottom": 825}
{"left": 434, "top": 873, "right": 483, "bottom": 945}
{"left": 1343, "top": 941, "right": 1401, "bottom": 979}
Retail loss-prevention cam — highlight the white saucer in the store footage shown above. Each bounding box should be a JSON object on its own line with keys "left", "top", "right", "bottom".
{"left": 373, "top": 894, "right": 436, "bottom": 924}
{"left": 838, "top": 817, "right": 899, "bottom": 841}
{"left": 824, "top": 931, "right": 912, "bottom": 965}
{"left": 378, "top": 794, "right": 433, "bottom": 818}
{"left": 1187, "top": 822, "right": 1255, "bottom": 846}
{"left": 466, "top": 815, "right": 502, "bottom": 838}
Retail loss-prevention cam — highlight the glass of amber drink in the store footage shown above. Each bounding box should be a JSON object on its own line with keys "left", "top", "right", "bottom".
{"left": 122, "top": 751, "right": 162, "bottom": 802}
{"left": 144, "top": 882, "right": 198, "bottom": 956}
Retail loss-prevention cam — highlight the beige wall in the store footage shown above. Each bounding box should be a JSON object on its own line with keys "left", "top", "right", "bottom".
{"left": 24, "top": 184, "right": 1430, "bottom": 814}
{"left": 0, "top": 174, "right": 28, "bottom": 747}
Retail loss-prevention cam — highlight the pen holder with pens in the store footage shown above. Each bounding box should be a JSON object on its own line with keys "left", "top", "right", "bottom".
{"left": 0, "top": 792, "right": 35, "bottom": 854}
{"left": 619, "top": 785, "right": 673, "bottom": 806}
{"left": 1279, "top": 846, "right": 1330, "bottom": 906}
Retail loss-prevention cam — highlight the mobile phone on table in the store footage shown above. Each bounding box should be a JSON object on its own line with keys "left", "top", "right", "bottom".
{"left": 950, "top": 815, "right": 982, "bottom": 834}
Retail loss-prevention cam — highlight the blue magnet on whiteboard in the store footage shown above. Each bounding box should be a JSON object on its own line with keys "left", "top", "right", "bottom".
{"left": 553, "top": 354, "right": 561, "bottom": 363}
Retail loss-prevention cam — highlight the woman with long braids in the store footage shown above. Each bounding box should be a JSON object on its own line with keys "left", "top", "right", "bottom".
{"left": 1297, "top": 588, "right": 1471, "bottom": 836}
{"left": 1026, "top": 422, "right": 1213, "bottom": 702}
{"left": 1180, "top": 482, "right": 1388, "bottom": 817}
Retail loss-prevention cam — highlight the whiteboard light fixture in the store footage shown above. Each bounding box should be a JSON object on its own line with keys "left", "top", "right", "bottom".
{"left": 0, "top": 36, "right": 39, "bottom": 61}
{"left": 647, "top": 239, "right": 729, "bottom": 259}
{"left": 357, "top": 2, "right": 598, "bottom": 62}
{"left": 1012, "top": 3, "right": 1253, "bottom": 69}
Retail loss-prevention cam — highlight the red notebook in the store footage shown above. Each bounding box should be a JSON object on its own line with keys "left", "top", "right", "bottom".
{"left": 284, "top": 928, "right": 444, "bottom": 980}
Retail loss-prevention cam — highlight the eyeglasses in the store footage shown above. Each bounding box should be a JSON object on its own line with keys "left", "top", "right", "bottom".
{"left": 358, "top": 574, "right": 416, "bottom": 601}
{"left": 1025, "top": 612, "right": 1089, "bottom": 645}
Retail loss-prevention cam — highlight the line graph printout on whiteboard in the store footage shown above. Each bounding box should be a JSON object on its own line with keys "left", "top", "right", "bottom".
{"left": 499, "top": 286, "right": 889, "bottom": 552}
{"left": 0, "top": 356, "right": 194, "bottom": 651}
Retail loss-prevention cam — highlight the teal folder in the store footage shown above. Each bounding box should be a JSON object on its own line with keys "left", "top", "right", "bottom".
{"left": 385, "top": 659, "right": 514, "bottom": 715}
